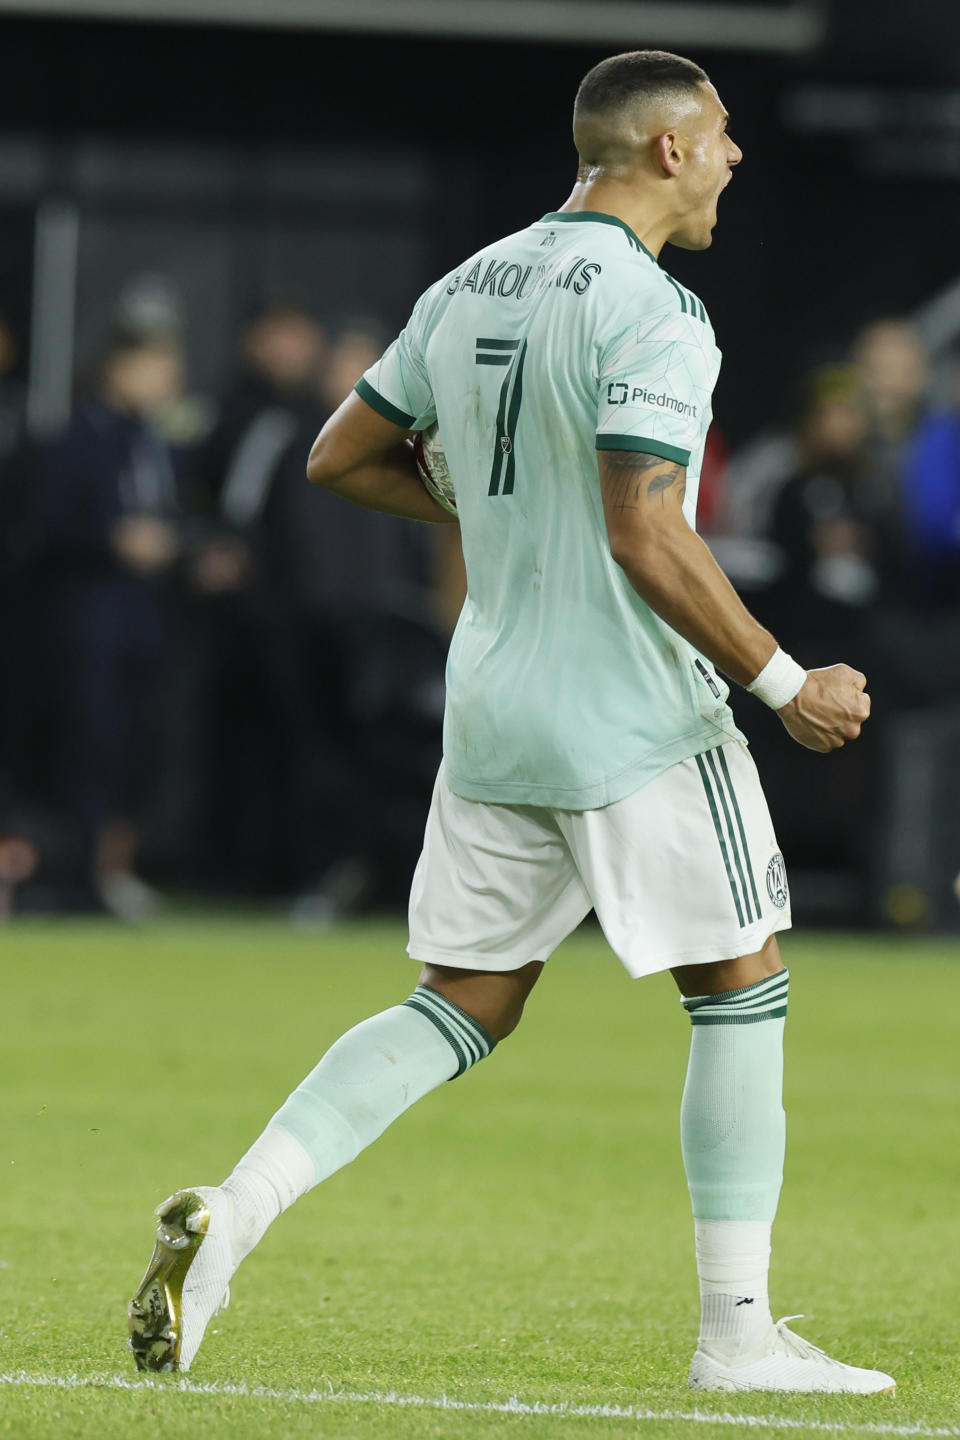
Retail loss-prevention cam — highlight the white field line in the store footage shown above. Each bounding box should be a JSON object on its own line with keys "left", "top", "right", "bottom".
{"left": 1, "top": 1371, "right": 958, "bottom": 1437}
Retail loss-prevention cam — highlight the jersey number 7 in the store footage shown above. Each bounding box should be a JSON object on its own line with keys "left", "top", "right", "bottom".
{"left": 475, "top": 337, "right": 528, "bottom": 496}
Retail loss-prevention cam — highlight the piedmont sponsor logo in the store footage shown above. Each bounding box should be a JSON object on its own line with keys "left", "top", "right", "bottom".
{"left": 606, "top": 381, "right": 698, "bottom": 417}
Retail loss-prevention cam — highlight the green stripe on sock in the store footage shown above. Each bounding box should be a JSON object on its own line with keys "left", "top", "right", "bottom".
{"left": 402, "top": 987, "right": 495, "bottom": 1078}
{"left": 730, "top": 975, "right": 787, "bottom": 999}
{"left": 689, "top": 970, "right": 790, "bottom": 1007}
{"left": 683, "top": 971, "right": 790, "bottom": 1026}
{"left": 685, "top": 983, "right": 790, "bottom": 1017}
{"left": 688, "top": 1005, "right": 788, "bottom": 1026}
{"left": 687, "top": 983, "right": 790, "bottom": 1010}
{"left": 411, "top": 990, "right": 482, "bottom": 1065}
{"left": 413, "top": 986, "right": 494, "bottom": 1056}
{"left": 403, "top": 997, "right": 470, "bottom": 1075}
{"left": 683, "top": 974, "right": 789, "bottom": 1006}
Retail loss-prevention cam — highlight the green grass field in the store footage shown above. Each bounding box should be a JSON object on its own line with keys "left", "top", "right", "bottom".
{"left": 3, "top": 916, "right": 959, "bottom": 1439}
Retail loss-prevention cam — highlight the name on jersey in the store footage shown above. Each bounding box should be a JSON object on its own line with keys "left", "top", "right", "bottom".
{"left": 446, "top": 254, "right": 601, "bottom": 300}
{"left": 606, "top": 382, "right": 698, "bottom": 418}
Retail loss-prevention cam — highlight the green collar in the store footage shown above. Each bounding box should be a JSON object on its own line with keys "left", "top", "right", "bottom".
{"left": 538, "top": 210, "right": 656, "bottom": 263}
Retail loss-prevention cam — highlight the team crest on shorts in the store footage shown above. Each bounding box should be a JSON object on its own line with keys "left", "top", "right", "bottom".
{"left": 766, "top": 852, "right": 789, "bottom": 909}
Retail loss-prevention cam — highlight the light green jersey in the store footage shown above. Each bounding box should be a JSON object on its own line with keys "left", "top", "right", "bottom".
{"left": 357, "top": 210, "right": 745, "bottom": 809}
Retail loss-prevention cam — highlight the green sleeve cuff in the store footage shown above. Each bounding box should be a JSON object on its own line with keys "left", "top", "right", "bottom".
{"left": 596, "top": 434, "right": 690, "bottom": 466}
{"left": 354, "top": 377, "right": 416, "bottom": 428}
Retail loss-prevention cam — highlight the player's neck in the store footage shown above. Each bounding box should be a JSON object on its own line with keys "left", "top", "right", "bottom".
{"left": 557, "top": 179, "right": 675, "bottom": 260}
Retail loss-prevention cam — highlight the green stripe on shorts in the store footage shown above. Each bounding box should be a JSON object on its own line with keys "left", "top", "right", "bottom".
{"left": 715, "top": 746, "right": 762, "bottom": 918}
{"left": 704, "top": 748, "right": 756, "bottom": 925}
{"left": 696, "top": 751, "right": 746, "bottom": 927}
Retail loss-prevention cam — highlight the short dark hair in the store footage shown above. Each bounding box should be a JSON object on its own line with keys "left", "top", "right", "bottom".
{"left": 575, "top": 50, "right": 709, "bottom": 118}
{"left": 100, "top": 321, "right": 177, "bottom": 363}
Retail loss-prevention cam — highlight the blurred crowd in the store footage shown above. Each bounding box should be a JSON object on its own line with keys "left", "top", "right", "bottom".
{"left": 0, "top": 297, "right": 463, "bottom": 921}
{"left": 705, "top": 318, "right": 960, "bottom": 926}
{"left": 1, "top": 297, "right": 959, "bottom": 926}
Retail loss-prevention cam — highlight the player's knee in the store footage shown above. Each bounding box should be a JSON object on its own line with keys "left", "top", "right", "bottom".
{"left": 417, "top": 961, "right": 542, "bottom": 1045}
{"left": 487, "top": 996, "right": 526, "bottom": 1043}
{"left": 672, "top": 934, "right": 784, "bottom": 998}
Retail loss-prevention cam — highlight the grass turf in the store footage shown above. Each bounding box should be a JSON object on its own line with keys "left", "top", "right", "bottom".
{"left": 2, "top": 917, "right": 959, "bottom": 1439}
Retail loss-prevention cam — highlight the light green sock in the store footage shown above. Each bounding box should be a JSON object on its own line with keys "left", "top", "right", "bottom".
{"left": 222, "top": 987, "right": 494, "bottom": 1260}
{"left": 680, "top": 969, "right": 789, "bottom": 1355}
{"left": 680, "top": 969, "right": 788, "bottom": 1220}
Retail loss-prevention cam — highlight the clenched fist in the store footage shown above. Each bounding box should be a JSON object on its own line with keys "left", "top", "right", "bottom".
{"left": 778, "top": 664, "right": 871, "bottom": 753}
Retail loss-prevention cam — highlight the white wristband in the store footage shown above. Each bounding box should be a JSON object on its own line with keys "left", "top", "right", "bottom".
{"left": 746, "top": 647, "right": 807, "bottom": 710}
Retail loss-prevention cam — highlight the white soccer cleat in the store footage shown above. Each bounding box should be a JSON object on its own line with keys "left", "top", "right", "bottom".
{"left": 128, "top": 1185, "right": 238, "bottom": 1372}
{"left": 688, "top": 1316, "right": 897, "bottom": 1394}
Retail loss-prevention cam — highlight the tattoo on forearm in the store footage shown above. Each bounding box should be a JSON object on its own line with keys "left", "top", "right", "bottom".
{"left": 601, "top": 451, "right": 687, "bottom": 509}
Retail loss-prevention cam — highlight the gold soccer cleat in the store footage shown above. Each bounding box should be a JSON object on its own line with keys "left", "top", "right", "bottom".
{"left": 128, "top": 1189, "right": 223, "bottom": 1372}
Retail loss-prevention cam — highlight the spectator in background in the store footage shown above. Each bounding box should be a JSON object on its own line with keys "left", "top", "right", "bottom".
{"left": 845, "top": 318, "right": 960, "bottom": 707}
{"left": 851, "top": 317, "right": 931, "bottom": 596}
{"left": 32, "top": 322, "right": 183, "bottom": 917}
{"left": 694, "top": 424, "right": 730, "bottom": 537}
{"left": 897, "top": 353, "right": 960, "bottom": 611}
{"left": 754, "top": 331, "right": 960, "bottom": 916}
{"left": 763, "top": 365, "right": 881, "bottom": 656}
{"left": 715, "top": 406, "right": 799, "bottom": 543}
{"left": 733, "top": 365, "right": 880, "bottom": 910}
{"left": 282, "top": 319, "right": 449, "bottom": 921}
{"left": 175, "top": 310, "right": 451, "bottom": 917}
{"left": 177, "top": 303, "right": 328, "bottom": 894}
{"left": 281, "top": 318, "right": 437, "bottom": 626}
{"left": 857, "top": 346, "right": 960, "bottom": 712}
{"left": 0, "top": 310, "right": 30, "bottom": 786}
{"left": 721, "top": 319, "right": 928, "bottom": 553}
{"left": 763, "top": 322, "right": 952, "bottom": 643}
{"left": 194, "top": 303, "right": 326, "bottom": 540}
{"left": 852, "top": 316, "right": 929, "bottom": 457}
{"left": 0, "top": 310, "right": 25, "bottom": 472}
{"left": 696, "top": 317, "right": 955, "bottom": 926}
{"left": 320, "top": 319, "right": 386, "bottom": 417}
{"left": 0, "top": 309, "right": 38, "bottom": 915}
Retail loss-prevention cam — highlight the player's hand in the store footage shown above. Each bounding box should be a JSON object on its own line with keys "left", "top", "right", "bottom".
{"left": 777, "top": 664, "right": 870, "bottom": 753}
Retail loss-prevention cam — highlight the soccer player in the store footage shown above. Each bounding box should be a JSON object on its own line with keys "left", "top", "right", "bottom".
{"left": 129, "top": 51, "right": 893, "bottom": 1393}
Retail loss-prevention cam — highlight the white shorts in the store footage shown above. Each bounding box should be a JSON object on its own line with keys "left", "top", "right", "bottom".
{"left": 407, "top": 740, "right": 791, "bottom": 979}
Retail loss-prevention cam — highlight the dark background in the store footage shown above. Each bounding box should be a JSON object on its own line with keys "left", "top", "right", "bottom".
{"left": 1, "top": 2, "right": 959, "bottom": 443}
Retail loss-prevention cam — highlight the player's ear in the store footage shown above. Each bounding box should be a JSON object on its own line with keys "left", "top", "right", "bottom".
{"left": 655, "top": 131, "right": 683, "bottom": 176}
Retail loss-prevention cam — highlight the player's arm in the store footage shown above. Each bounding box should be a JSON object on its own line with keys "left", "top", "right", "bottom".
{"left": 307, "top": 391, "right": 457, "bottom": 524}
{"left": 598, "top": 448, "right": 870, "bottom": 752}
